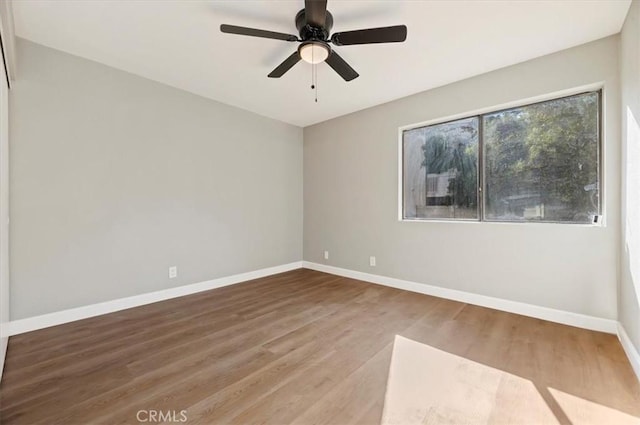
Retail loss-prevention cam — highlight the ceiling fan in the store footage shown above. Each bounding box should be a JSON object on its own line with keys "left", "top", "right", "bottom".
{"left": 220, "top": 0, "right": 407, "bottom": 82}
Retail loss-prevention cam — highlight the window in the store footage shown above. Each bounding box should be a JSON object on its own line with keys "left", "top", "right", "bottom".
{"left": 402, "top": 91, "right": 601, "bottom": 224}
{"left": 403, "top": 117, "right": 479, "bottom": 220}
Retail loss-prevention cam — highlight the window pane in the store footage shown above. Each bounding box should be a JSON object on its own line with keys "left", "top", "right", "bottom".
{"left": 403, "top": 117, "right": 479, "bottom": 220}
{"left": 483, "top": 92, "right": 599, "bottom": 223}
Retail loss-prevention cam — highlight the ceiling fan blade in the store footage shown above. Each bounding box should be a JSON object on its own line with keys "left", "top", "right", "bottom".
{"left": 268, "top": 52, "right": 302, "bottom": 78}
{"left": 220, "top": 24, "right": 298, "bottom": 42}
{"left": 305, "top": 0, "right": 327, "bottom": 27}
{"left": 331, "top": 25, "right": 407, "bottom": 46}
{"left": 325, "top": 51, "right": 359, "bottom": 82}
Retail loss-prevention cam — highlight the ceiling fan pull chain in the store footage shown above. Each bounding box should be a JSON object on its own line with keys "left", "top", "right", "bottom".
{"left": 314, "top": 64, "right": 318, "bottom": 103}
{"left": 309, "top": 48, "right": 318, "bottom": 103}
{"left": 310, "top": 47, "right": 314, "bottom": 89}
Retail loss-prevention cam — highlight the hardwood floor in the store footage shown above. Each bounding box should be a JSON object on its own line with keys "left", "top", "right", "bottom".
{"left": 1, "top": 268, "right": 639, "bottom": 424}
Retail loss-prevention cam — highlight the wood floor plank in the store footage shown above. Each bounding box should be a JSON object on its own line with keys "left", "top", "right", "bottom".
{"left": 6, "top": 269, "right": 316, "bottom": 359}
{"left": 29, "top": 280, "right": 368, "bottom": 424}
{"left": 181, "top": 288, "right": 406, "bottom": 424}
{"left": 6, "top": 270, "right": 328, "bottom": 368}
{"left": 1, "top": 269, "right": 639, "bottom": 424}
{"left": 289, "top": 343, "right": 393, "bottom": 425}
{"left": 2, "top": 272, "right": 342, "bottom": 389}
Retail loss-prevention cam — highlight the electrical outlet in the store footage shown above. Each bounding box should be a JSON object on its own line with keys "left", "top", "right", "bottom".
{"left": 169, "top": 266, "right": 177, "bottom": 279}
{"left": 324, "top": 250, "right": 329, "bottom": 260}
{"left": 369, "top": 256, "right": 376, "bottom": 267}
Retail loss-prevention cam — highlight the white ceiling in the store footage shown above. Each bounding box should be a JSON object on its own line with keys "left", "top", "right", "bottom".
{"left": 12, "top": 0, "right": 631, "bottom": 127}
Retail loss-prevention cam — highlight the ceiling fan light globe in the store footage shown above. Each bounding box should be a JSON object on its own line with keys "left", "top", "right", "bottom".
{"left": 299, "top": 42, "right": 330, "bottom": 64}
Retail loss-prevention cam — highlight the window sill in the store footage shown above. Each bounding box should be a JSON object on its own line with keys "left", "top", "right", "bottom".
{"left": 399, "top": 218, "right": 605, "bottom": 227}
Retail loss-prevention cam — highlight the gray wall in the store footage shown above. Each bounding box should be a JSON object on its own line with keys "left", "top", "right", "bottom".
{"left": 620, "top": 0, "right": 640, "bottom": 352}
{"left": 10, "top": 39, "right": 303, "bottom": 319}
{"left": 304, "top": 36, "right": 620, "bottom": 319}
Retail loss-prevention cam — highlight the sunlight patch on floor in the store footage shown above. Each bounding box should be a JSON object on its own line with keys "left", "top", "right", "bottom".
{"left": 548, "top": 387, "right": 640, "bottom": 425}
{"left": 381, "top": 335, "right": 639, "bottom": 425}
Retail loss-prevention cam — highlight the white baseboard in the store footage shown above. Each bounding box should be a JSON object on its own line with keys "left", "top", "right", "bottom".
{"left": 302, "top": 261, "right": 618, "bottom": 334}
{"left": 617, "top": 323, "right": 640, "bottom": 383}
{"left": 6, "top": 261, "right": 303, "bottom": 336}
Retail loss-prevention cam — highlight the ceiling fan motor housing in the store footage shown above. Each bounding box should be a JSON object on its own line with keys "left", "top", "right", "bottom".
{"left": 295, "top": 9, "right": 333, "bottom": 41}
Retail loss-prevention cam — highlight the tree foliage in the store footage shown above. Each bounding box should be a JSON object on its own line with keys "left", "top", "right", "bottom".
{"left": 421, "top": 120, "right": 478, "bottom": 209}
{"left": 484, "top": 93, "right": 599, "bottom": 221}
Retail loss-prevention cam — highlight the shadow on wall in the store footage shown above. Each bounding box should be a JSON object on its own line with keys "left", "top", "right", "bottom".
{"left": 381, "top": 335, "right": 640, "bottom": 425}
{"left": 625, "top": 106, "right": 640, "bottom": 310}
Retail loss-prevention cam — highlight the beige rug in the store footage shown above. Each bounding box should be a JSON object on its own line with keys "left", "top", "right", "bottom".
{"left": 381, "top": 335, "right": 639, "bottom": 425}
